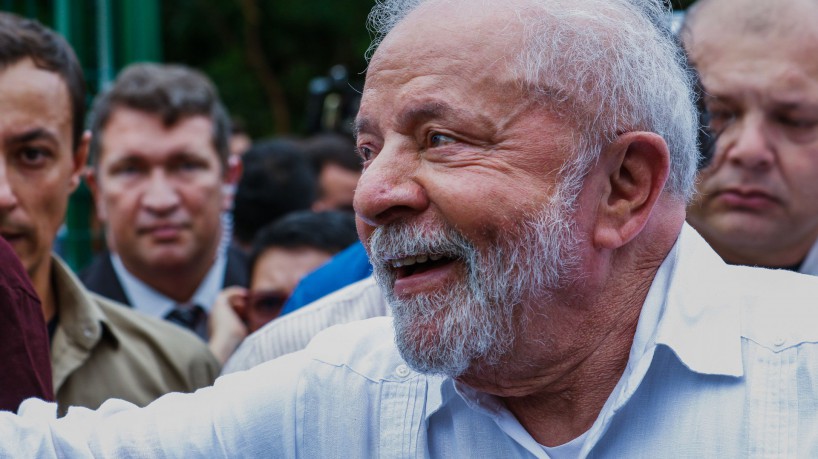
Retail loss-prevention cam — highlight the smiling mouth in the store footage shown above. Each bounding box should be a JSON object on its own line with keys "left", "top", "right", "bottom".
{"left": 390, "top": 253, "right": 457, "bottom": 279}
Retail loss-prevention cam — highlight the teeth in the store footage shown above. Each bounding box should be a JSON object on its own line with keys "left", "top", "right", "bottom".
{"left": 390, "top": 254, "right": 441, "bottom": 268}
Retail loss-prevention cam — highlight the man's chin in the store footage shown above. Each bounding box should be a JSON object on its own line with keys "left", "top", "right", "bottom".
{"left": 391, "top": 309, "right": 474, "bottom": 377}
{"left": 1, "top": 236, "right": 36, "bottom": 267}
{"left": 693, "top": 213, "right": 788, "bottom": 247}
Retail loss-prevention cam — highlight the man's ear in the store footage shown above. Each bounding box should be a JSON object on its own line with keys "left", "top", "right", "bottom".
{"left": 69, "top": 130, "right": 91, "bottom": 193}
{"left": 83, "top": 134, "right": 107, "bottom": 223}
{"left": 222, "top": 154, "right": 243, "bottom": 211}
{"left": 593, "top": 131, "right": 670, "bottom": 249}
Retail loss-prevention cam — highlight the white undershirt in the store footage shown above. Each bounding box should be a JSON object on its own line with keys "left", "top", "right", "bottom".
{"left": 539, "top": 429, "right": 589, "bottom": 459}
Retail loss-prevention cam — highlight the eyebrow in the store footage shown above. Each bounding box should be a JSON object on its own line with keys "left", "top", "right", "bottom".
{"left": 7, "top": 128, "right": 59, "bottom": 145}
{"left": 396, "top": 102, "right": 454, "bottom": 129}
{"left": 354, "top": 101, "right": 467, "bottom": 137}
{"left": 768, "top": 100, "right": 818, "bottom": 112}
{"left": 353, "top": 117, "right": 374, "bottom": 139}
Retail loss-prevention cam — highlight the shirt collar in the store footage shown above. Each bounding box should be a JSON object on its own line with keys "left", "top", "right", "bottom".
{"left": 652, "top": 223, "right": 743, "bottom": 377}
{"left": 436, "top": 223, "right": 744, "bottom": 420}
{"left": 50, "top": 254, "right": 114, "bottom": 351}
{"left": 111, "top": 250, "right": 227, "bottom": 318}
{"left": 798, "top": 236, "right": 818, "bottom": 276}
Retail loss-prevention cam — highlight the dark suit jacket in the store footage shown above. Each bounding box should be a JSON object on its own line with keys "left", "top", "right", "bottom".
{"left": 80, "top": 246, "right": 249, "bottom": 307}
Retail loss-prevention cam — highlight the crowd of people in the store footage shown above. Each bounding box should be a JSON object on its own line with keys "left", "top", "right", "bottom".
{"left": 2, "top": 0, "right": 818, "bottom": 456}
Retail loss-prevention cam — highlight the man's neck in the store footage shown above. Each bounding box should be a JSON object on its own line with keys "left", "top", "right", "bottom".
{"left": 718, "top": 244, "right": 809, "bottom": 270}
{"left": 457, "top": 254, "right": 661, "bottom": 446}
{"left": 699, "top": 229, "right": 817, "bottom": 270}
{"left": 501, "top": 309, "right": 640, "bottom": 446}
{"left": 29, "top": 255, "right": 56, "bottom": 322}
{"left": 123, "top": 261, "right": 212, "bottom": 304}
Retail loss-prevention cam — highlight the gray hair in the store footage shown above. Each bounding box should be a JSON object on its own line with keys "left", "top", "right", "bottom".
{"left": 367, "top": 0, "right": 699, "bottom": 201}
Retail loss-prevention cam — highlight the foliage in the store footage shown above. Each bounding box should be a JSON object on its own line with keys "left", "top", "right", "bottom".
{"left": 162, "top": 0, "right": 375, "bottom": 139}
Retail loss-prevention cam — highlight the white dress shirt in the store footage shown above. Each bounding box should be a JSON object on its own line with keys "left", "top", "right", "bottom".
{"left": 799, "top": 238, "right": 818, "bottom": 276}
{"left": 5, "top": 224, "right": 818, "bottom": 458}
{"left": 111, "top": 251, "right": 227, "bottom": 318}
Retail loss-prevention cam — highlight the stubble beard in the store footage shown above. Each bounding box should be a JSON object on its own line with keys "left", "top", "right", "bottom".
{"left": 367, "top": 193, "right": 580, "bottom": 378}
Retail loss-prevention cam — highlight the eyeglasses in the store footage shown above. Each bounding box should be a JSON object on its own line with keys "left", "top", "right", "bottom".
{"left": 246, "top": 289, "right": 289, "bottom": 322}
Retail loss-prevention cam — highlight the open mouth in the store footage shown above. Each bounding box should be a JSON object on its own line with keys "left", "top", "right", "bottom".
{"left": 390, "top": 253, "right": 457, "bottom": 279}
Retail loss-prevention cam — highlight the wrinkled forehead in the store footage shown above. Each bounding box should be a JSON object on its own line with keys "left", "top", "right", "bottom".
{"left": 367, "top": 0, "right": 527, "bottom": 81}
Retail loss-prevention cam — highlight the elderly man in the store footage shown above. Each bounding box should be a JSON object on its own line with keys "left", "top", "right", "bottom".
{"left": 0, "top": 12, "right": 218, "bottom": 415}
{"left": 81, "top": 63, "right": 247, "bottom": 338}
{"left": 3, "top": 0, "right": 818, "bottom": 456}
{"left": 684, "top": 0, "right": 818, "bottom": 272}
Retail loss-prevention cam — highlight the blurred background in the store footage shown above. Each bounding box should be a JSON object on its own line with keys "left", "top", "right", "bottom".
{"left": 2, "top": 0, "right": 376, "bottom": 137}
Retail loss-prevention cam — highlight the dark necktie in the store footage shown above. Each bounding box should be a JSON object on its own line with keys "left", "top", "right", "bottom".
{"left": 165, "top": 304, "right": 207, "bottom": 340}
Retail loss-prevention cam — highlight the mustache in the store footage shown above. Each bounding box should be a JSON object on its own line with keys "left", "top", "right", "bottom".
{"left": 367, "top": 220, "right": 476, "bottom": 267}
{"left": 0, "top": 218, "right": 33, "bottom": 237}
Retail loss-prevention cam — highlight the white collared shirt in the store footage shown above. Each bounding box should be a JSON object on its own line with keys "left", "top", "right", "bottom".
{"left": 222, "top": 276, "right": 390, "bottom": 374}
{"left": 799, "top": 238, "right": 818, "bottom": 276}
{"left": 6, "top": 224, "right": 818, "bottom": 457}
{"left": 111, "top": 251, "right": 227, "bottom": 318}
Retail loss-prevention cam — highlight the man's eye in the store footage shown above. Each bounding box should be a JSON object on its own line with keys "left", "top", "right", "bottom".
{"left": 429, "top": 133, "right": 455, "bottom": 147}
{"left": 177, "top": 160, "right": 204, "bottom": 172}
{"left": 357, "top": 145, "right": 374, "bottom": 161}
{"left": 705, "top": 110, "right": 735, "bottom": 134}
{"left": 776, "top": 115, "right": 818, "bottom": 130}
{"left": 110, "top": 163, "right": 143, "bottom": 176}
{"left": 18, "top": 147, "right": 50, "bottom": 166}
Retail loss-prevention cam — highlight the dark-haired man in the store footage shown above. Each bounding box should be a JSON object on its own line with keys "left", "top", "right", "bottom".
{"left": 81, "top": 63, "right": 248, "bottom": 338}
{"left": 304, "top": 133, "right": 361, "bottom": 213}
{"left": 0, "top": 12, "right": 218, "bottom": 415}
{"left": 230, "top": 139, "right": 317, "bottom": 250}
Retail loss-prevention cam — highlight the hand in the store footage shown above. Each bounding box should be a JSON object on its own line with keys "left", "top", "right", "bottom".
{"left": 208, "top": 286, "right": 249, "bottom": 365}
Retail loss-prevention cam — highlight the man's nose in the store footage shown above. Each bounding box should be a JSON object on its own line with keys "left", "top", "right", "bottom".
{"left": 353, "top": 141, "right": 429, "bottom": 228}
{"left": 142, "top": 170, "right": 180, "bottom": 214}
{"left": 721, "top": 114, "right": 775, "bottom": 171}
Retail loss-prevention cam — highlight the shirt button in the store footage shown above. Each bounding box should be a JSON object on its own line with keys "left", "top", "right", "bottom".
{"left": 773, "top": 336, "right": 786, "bottom": 347}
{"left": 395, "top": 364, "right": 411, "bottom": 378}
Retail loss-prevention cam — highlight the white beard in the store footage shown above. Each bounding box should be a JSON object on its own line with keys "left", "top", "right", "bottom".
{"left": 367, "top": 194, "right": 580, "bottom": 377}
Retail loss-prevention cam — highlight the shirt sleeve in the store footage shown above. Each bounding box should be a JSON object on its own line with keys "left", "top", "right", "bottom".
{"left": 0, "top": 236, "right": 54, "bottom": 411}
{"left": 0, "top": 351, "right": 308, "bottom": 457}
